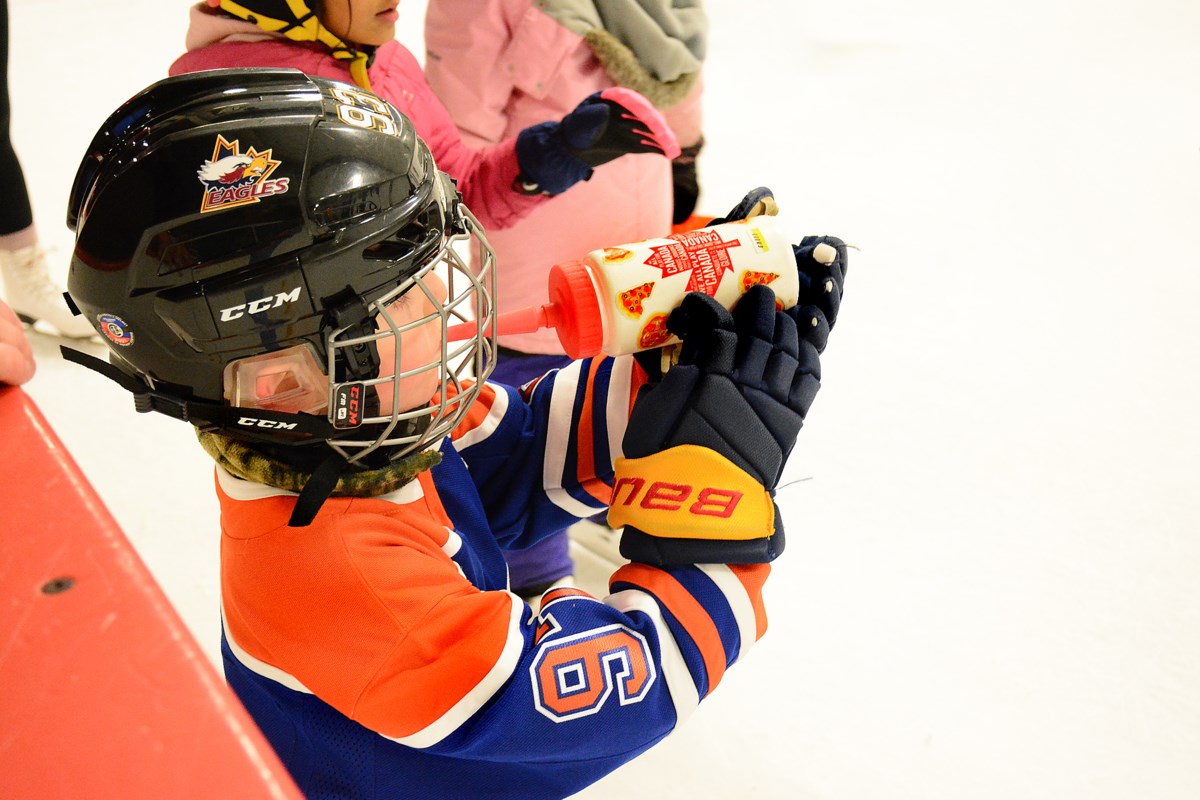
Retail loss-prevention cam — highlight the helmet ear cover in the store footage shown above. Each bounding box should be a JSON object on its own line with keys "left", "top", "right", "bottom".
{"left": 223, "top": 344, "right": 328, "bottom": 415}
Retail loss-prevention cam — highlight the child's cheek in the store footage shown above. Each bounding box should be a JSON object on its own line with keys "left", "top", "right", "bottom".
{"left": 375, "top": 322, "right": 441, "bottom": 413}
{"left": 373, "top": 275, "right": 447, "bottom": 413}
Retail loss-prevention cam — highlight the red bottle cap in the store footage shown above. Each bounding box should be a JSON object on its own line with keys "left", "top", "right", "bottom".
{"left": 548, "top": 260, "right": 605, "bottom": 359}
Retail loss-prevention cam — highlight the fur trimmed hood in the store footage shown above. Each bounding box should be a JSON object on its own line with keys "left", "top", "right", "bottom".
{"left": 541, "top": 0, "right": 707, "bottom": 108}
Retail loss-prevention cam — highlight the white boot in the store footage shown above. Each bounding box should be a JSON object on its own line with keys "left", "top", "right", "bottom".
{"left": 0, "top": 245, "right": 95, "bottom": 338}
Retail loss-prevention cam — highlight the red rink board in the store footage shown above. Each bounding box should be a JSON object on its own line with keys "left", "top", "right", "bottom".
{"left": 0, "top": 386, "right": 301, "bottom": 799}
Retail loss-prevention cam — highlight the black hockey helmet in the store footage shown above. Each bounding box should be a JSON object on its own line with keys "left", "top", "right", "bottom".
{"left": 64, "top": 68, "right": 496, "bottom": 482}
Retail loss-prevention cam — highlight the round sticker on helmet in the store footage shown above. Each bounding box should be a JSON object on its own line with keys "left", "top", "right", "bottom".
{"left": 97, "top": 313, "right": 134, "bottom": 346}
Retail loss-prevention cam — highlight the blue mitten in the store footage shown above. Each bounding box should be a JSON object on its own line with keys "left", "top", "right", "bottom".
{"left": 611, "top": 285, "right": 821, "bottom": 565}
{"left": 515, "top": 88, "right": 681, "bottom": 195}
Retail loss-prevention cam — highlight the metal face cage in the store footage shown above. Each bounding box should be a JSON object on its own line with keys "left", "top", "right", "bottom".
{"left": 324, "top": 201, "right": 497, "bottom": 463}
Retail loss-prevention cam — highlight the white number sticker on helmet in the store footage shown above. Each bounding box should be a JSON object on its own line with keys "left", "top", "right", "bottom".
{"left": 330, "top": 87, "right": 399, "bottom": 136}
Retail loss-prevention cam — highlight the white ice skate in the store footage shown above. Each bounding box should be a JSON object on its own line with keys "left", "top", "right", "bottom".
{"left": 0, "top": 245, "right": 96, "bottom": 339}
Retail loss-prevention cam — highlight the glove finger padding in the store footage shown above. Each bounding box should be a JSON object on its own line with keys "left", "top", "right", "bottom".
{"left": 793, "top": 305, "right": 831, "bottom": 353}
{"left": 731, "top": 285, "right": 793, "bottom": 389}
{"left": 762, "top": 312, "right": 801, "bottom": 405}
{"left": 790, "top": 236, "right": 848, "bottom": 351}
{"left": 613, "top": 286, "right": 818, "bottom": 566}
{"left": 667, "top": 291, "right": 738, "bottom": 376}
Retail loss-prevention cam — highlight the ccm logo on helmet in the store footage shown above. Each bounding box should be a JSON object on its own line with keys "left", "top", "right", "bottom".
{"left": 219, "top": 287, "right": 303, "bottom": 323}
{"left": 238, "top": 417, "right": 298, "bottom": 430}
{"left": 611, "top": 477, "right": 743, "bottom": 518}
{"left": 333, "top": 383, "right": 365, "bottom": 430}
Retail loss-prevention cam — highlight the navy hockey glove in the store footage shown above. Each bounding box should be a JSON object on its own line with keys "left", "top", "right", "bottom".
{"left": 633, "top": 185, "right": 780, "bottom": 381}
{"left": 515, "top": 88, "right": 681, "bottom": 196}
{"left": 713, "top": 186, "right": 849, "bottom": 353}
{"left": 790, "top": 235, "right": 848, "bottom": 353}
{"left": 610, "top": 285, "right": 821, "bottom": 566}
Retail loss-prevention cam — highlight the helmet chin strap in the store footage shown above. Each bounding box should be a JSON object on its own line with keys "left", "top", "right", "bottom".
{"left": 288, "top": 449, "right": 350, "bottom": 527}
{"left": 60, "top": 344, "right": 440, "bottom": 527}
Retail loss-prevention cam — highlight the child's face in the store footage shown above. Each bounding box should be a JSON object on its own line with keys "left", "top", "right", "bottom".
{"left": 320, "top": 0, "right": 400, "bottom": 47}
{"left": 373, "top": 272, "right": 447, "bottom": 414}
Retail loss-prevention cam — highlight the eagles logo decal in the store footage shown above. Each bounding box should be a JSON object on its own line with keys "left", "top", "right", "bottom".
{"left": 197, "top": 135, "right": 290, "bottom": 213}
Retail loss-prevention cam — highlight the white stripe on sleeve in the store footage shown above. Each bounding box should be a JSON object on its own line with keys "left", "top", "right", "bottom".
{"left": 605, "top": 588, "right": 699, "bottom": 726}
{"left": 605, "top": 356, "right": 634, "bottom": 463}
{"left": 697, "top": 564, "right": 758, "bottom": 664}
{"left": 542, "top": 361, "right": 603, "bottom": 517}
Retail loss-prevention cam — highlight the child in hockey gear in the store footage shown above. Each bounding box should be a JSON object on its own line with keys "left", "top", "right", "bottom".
{"left": 425, "top": 0, "right": 705, "bottom": 592}
{"left": 178, "top": 0, "right": 678, "bottom": 596}
{"left": 173, "top": 1, "right": 678, "bottom": 235}
{"left": 0, "top": 0, "right": 92, "bottom": 338}
{"left": 63, "top": 70, "right": 846, "bottom": 800}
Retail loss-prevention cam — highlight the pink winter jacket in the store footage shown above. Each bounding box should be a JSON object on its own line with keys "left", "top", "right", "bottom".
{"left": 169, "top": 7, "right": 544, "bottom": 233}
{"left": 426, "top": 0, "right": 702, "bottom": 354}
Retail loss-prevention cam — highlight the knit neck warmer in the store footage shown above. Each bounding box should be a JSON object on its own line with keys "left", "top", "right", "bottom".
{"left": 196, "top": 430, "right": 441, "bottom": 498}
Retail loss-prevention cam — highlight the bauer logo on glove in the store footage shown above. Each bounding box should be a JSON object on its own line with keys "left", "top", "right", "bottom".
{"left": 609, "top": 445, "right": 775, "bottom": 541}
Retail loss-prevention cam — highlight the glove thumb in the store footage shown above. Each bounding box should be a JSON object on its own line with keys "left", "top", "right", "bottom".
{"left": 712, "top": 187, "right": 778, "bottom": 225}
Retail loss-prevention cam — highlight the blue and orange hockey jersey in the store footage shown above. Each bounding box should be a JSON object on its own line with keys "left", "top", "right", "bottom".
{"left": 214, "top": 355, "right": 769, "bottom": 799}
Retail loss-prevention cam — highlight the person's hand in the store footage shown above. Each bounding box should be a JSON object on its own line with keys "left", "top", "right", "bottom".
{"left": 515, "top": 88, "right": 681, "bottom": 196}
{"left": 610, "top": 285, "right": 820, "bottom": 565}
{"left": 0, "top": 299, "right": 36, "bottom": 385}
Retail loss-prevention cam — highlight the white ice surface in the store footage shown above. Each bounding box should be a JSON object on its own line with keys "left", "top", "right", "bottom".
{"left": 9, "top": 1, "right": 1200, "bottom": 798}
